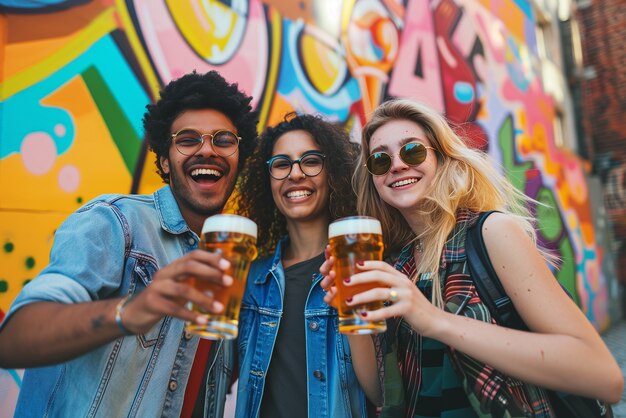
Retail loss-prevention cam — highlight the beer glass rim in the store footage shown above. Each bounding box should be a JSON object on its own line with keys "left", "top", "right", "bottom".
{"left": 202, "top": 214, "right": 257, "bottom": 238}
{"left": 329, "top": 216, "right": 382, "bottom": 238}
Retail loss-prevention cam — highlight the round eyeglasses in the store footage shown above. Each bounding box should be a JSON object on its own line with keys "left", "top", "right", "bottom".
{"left": 365, "top": 142, "right": 436, "bottom": 176}
{"left": 266, "top": 151, "right": 326, "bottom": 180}
{"left": 171, "top": 128, "right": 241, "bottom": 157}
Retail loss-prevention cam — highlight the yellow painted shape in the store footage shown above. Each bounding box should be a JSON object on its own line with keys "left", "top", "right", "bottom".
{"left": 300, "top": 30, "right": 344, "bottom": 94}
{"left": 502, "top": 1, "right": 526, "bottom": 42}
{"left": 266, "top": 94, "right": 296, "bottom": 127}
{"left": 0, "top": 76, "right": 132, "bottom": 212}
{"left": 137, "top": 149, "right": 167, "bottom": 196}
{"left": 1, "top": 8, "right": 117, "bottom": 100}
{"left": 341, "top": 0, "right": 357, "bottom": 29}
{"left": 257, "top": 6, "right": 282, "bottom": 129}
{"left": 5, "top": 32, "right": 79, "bottom": 83}
{"left": 0, "top": 211, "right": 67, "bottom": 315}
{"left": 166, "top": 0, "right": 238, "bottom": 60}
{"left": 2, "top": 1, "right": 110, "bottom": 82}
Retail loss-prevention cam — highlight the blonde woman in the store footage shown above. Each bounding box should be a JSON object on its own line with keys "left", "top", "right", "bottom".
{"left": 321, "top": 99, "right": 623, "bottom": 417}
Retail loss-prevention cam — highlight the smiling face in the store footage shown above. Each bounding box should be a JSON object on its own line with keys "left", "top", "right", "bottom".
{"left": 269, "top": 130, "right": 330, "bottom": 226}
{"left": 369, "top": 119, "right": 438, "bottom": 217}
{"left": 160, "top": 109, "right": 239, "bottom": 233}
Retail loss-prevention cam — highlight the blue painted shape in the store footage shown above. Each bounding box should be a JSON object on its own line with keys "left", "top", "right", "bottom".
{"left": 1, "top": 35, "right": 149, "bottom": 161}
{"left": 504, "top": 37, "right": 532, "bottom": 92}
{"left": 453, "top": 82, "right": 475, "bottom": 104}
{"left": 8, "top": 368, "right": 22, "bottom": 386}
{"left": 0, "top": 0, "right": 68, "bottom": 8}
{"left": 276, "top": 19, "right": 361, "bottom": 121}
{"left": 511, "top": 0, "right": 534, "bottom": 21}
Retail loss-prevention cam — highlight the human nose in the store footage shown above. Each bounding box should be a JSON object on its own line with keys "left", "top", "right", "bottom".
{"left": 288, "top": 160, "right": 306, "bottom": 180}
{"left": 197, "top": 134, "right": 219, "bottom": 157}
{"left": 388, "top": 152, "right": 408, "bottom": 173}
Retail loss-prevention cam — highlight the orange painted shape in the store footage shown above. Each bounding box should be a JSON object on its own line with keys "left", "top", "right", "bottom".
{"left": 3, "top": 2, "right": 111, "bottom": 80}
{"left": 1, "top": 76, "right": 131, "bottom": 212}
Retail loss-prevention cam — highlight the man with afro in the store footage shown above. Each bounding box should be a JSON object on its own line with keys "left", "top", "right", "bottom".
{"left": 0, "top": 71, "right": 258, "bottom": 418}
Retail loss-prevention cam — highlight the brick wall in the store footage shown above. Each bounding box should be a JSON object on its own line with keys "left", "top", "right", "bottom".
{"left": 578, "top": 0, "right": 626, "bottom": 283}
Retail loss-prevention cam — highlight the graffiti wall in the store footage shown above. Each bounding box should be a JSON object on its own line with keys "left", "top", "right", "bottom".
{"left": 0, "top": 0, "right": 612, "bottom": 410}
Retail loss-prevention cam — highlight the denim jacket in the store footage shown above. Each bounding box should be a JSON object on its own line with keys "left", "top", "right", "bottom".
{"left": 235, "top": 238, "right": 367, "bottom": 418}
{"left": 2, "top": 186, "right": 233, "bottom": 418}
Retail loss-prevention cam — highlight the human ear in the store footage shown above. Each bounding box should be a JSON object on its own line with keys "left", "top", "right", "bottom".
{"left": 160, "top": 156, "right": 170, "bottom": 174}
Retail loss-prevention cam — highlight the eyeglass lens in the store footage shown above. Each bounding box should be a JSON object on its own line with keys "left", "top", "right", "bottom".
{"left": 268, "top": 153, "right": 325, "bottom": 180}
{"left": 173, "top": 129, "right": 239, "bottom": 156}
{"left": 366, "top": 143, "right": 428, "bottom": 176}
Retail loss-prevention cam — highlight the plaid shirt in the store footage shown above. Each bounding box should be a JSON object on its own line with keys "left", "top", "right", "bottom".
{"left": 379, "top": 210, "right": 554, "bottom": 418}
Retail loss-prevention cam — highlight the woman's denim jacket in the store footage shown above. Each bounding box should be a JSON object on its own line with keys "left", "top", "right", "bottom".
{"left": 2, "top": 186, "right": 233, "bottom": 418}
{"left": 235, "top": 238, "right": 367, "bottom": 418}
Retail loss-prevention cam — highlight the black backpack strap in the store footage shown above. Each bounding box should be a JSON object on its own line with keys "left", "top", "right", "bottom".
{"left": 465, "top": 211, "right": 526, "bottom": 330}
{"left": 465, "top": 212, "right": 614, "bottom": 417}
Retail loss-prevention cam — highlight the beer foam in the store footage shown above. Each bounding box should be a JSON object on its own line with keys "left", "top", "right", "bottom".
{"left": 202, "top": 214, "right": 257, "bottom": 238}
{"left": 329, "top": 217, "right": 382, "bottom": 238}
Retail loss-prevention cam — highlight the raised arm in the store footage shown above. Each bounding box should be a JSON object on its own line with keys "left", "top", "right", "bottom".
{"left": 0, "top": 249, "right": 231, "bottom": 368}
{"left": 344, "top": 213, "right": 623, "bottom": 403}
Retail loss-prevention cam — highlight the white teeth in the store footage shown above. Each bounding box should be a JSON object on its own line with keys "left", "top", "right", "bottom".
{"left": 391, "top": 178, "right": 418, "bottom": 188}
{"left": 287, "top": 190, "right": 312, "bottom": 198}
{"left": 191, "top": 168, "right": 221, "bottom": 177}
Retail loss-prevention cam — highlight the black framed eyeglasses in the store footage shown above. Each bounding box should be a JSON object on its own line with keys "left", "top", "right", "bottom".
{"left": 365, "top": 142, "right": 436, "bottom": 176}
{"left": 171, "top": 128, "right": 241, "bottom": 157}
{"left": 266, "top": 151, "right": 326, "bottom": 180}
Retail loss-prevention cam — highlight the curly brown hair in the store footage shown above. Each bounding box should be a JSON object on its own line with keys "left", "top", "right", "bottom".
{"left": 143, "top": 70, "right": 258, "bottom": 183}
{"left": 236, "top": 113, "right": 358, "bottom": 256}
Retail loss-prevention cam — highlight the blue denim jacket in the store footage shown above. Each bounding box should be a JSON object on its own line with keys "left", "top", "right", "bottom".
{"left": 235, "top": 238, "right": 367, "bottom": 418}
{"left": 2, "top": 186, "right": 233, "bottom": 418}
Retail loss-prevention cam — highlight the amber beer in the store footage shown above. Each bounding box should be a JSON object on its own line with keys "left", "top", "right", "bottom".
{"left": 329, "top": 216, "right": 386, "bottom": 334}
{"left": 186, "top": 214, "right": 257, "bottom": 340}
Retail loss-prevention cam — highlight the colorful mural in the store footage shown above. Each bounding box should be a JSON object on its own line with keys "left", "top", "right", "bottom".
{"left": 0, "top": 0, "right": 612, "bottom": 409}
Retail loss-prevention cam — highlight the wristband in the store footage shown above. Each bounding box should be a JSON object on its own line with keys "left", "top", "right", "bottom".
{"left": 115, "top": 295, "right": 134, "bottom": 336}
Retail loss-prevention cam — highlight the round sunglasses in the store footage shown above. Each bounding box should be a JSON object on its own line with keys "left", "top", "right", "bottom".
{"left": 365, "top": 142, "right": 436, "bottom": 176}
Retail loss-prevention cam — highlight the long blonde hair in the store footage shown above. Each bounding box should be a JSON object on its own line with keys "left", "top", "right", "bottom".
{"left": 355, "top": 99, "right": 538, "bottom": 308}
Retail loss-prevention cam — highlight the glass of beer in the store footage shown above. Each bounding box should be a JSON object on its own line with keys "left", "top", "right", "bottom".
{"left": 328, "top": 216, "right": 386, "bottom": 334}
{"left": 185, "top": 214, "right": 258, "bottom": 340}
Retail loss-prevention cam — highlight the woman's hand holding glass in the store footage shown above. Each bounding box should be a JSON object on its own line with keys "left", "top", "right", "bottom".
{"left": 322, "top": 253, "right": 442, "bottom": 337}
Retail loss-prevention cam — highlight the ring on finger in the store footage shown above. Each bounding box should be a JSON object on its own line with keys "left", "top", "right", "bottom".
{"left": 388, "top": 288, "right": 399, "bottom": 303}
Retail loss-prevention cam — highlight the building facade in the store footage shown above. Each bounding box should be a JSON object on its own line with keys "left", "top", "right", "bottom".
{"left": 577, "top": 0, "right": 626, "bottom": 300}
{"left": 0, "top": 0, "right": 620, "bottom": 412}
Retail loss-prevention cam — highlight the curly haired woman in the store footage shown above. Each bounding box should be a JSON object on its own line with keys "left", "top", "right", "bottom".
{"left": 235, "top": 113, "right": 370, "bottom": 418}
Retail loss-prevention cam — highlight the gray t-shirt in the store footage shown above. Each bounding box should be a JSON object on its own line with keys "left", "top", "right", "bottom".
{"left": 259, "top": 252, "right": 325, "bottom": 418}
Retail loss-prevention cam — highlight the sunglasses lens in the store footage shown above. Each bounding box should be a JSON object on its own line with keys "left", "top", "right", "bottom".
{"left": 400, "top": 143, "right": 427, "bottom": 165}
{"left": 366, "top": 153, "right": 392, "bottom": 175}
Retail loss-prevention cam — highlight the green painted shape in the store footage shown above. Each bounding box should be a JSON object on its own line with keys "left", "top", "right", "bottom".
{"left": 82, "top": 66, "right": 141, "bottom": 174}
{"left": 536, "top": 187, "right": 561, "bottom": 241}
{"left": 497, "top": 116, "right": 534, "bottom": 191}
{"left": 497, "top": 117, "right": 579, "bottom": 305}
{"left": 23, "top": 279, "right": 31, "bottom": 287}
{"left": 0, "top": 280, "right": 7, "bottom": 292}
{"left": 4, "top": 242, "right": 14, "bottom": 253}
{"left": 556, "top": 238, "right": 579, "bottom": 306}
{"left": 25, "top": 257, "right": 35, "bottom": 270}
{"left": 77, "top": 197, "right": 83, "bottom": 204}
